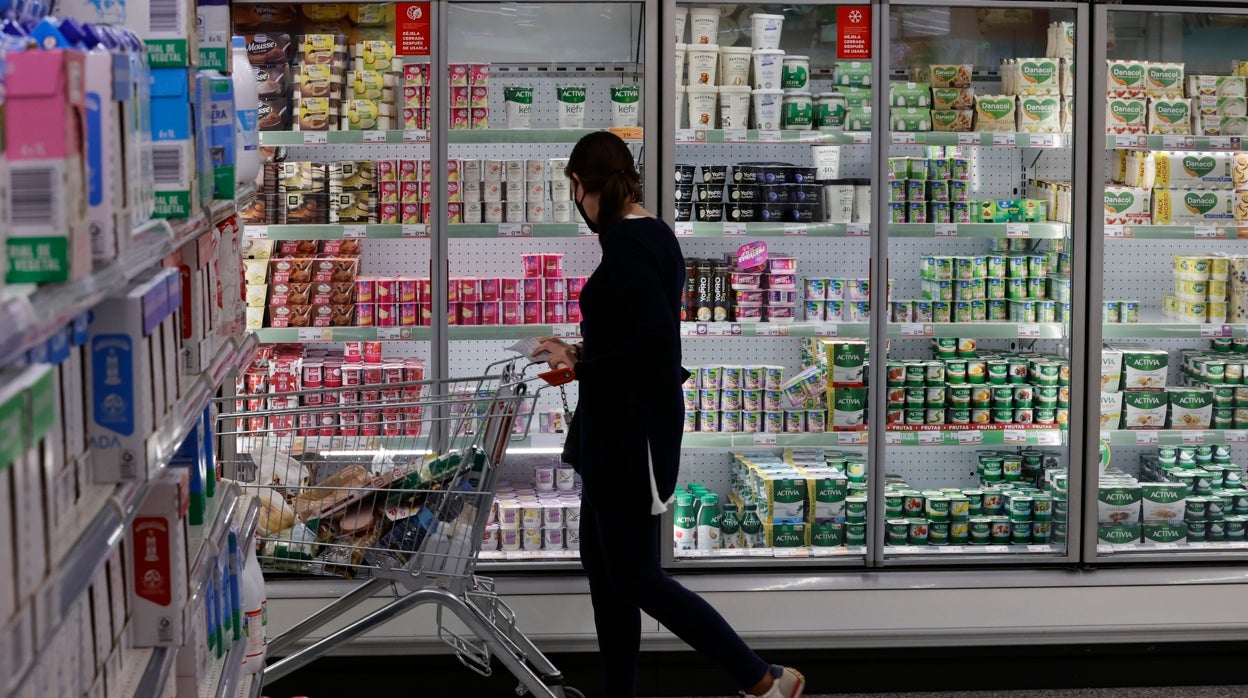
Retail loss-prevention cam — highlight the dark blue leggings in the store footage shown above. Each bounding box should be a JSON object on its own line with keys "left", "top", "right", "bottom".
{"left": 578, "top": 496, "right": 770, "bottom": 697}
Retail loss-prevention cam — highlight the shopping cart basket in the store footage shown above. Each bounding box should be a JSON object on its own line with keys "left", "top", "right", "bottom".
{"left": 216, "top": 356, "right": 583, "bottom": 698}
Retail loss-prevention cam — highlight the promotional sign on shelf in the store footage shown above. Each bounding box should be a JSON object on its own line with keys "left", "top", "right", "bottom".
{"left": 837, "top": 6, "right": 871, "bottom": 59}
{"left": 396, "top": 2, "right": 433, "bottom": 56}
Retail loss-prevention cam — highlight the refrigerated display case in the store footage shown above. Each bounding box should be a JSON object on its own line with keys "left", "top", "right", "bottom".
{"left": 875, "top": 1, "right": 1089, "bottom": 564}
{"left": 1088, "top": 3, "right": 1248, "bottom": 562}
{"left": 662, "top": 0, "right": 875, "bottom": 567}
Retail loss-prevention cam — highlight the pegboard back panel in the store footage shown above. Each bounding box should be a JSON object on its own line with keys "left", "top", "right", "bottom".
{"left": 449, "top": 237, "right": 601, "bottom": 277}
{"left": 278, "top": 143, "right": 431, "bottom": 162}
{"left": 1102, "top": 238, "right": 1246, "bottom": 310}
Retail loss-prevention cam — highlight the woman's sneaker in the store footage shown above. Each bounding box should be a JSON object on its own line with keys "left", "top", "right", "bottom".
{"left": 756, "top": 665, "right": 805, "bottom": 698}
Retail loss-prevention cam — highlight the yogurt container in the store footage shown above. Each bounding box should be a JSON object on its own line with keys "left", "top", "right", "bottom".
{"left": 686, "top": 85, "right": 719, "bottom": 128}
{"left": 611, "top": 84, "right": 640, "bottom": 127}
{"left": 783, "top": 91, "right": 814, "bottom": 130}
{"left": 750, "top": 13, "right": 784, "bottom": 50}
{"left": 687, "top": 45, "right": 719, "bottom": 87}
{"left": 719, "top": 86, "right": 752, "bottom": 129}
{"left": 816, "top": 92, "right": 848, "bottom": 131}
{"left": 720, "top": 46, "right": 753, "bottom": 87}
{"left": 674, "top": 5, "right": 688, "bottom": 43}
{"left": 676, "top": 86, "right": 687, "bottom": 129}
{"left": 556, "top": 85, "right": 587, "bottom": 128}
{"left": 752, "top": 50, "right": 784, "bottom": 90}
{"left": 689, "top": 6, "right": 721, "bottom": 45}
{"left": 504, "top": 86, "right": 533, "bottom": 129}
{"left": 752, "top": 89, "right": 784, "bottom": 130}
{"left": 782, "top": 55, "right": 810, "bottom": 91}
{"left": 675, "top": 44, "right": 687, "bottom": 85}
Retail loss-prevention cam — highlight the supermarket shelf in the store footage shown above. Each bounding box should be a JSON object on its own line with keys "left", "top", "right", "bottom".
{"left": 1100, "top": 321, "right": 1245, "bottom": 339}
{"left": 673, "top": 221, "right": 871, "bottom": 238}
{"left": 130, "top": 647, "right": 177, "bottom": 698}
{"left": 674, "top": 547, "right": 868, "bottom": 566}
{"left": 245, "top": 224, "right": 426, "bottom": 240}
{"left": 478, "top": 551, "right": 582, "bottom": 568}
{"left": 1101, "top": 429, "right": 1248, "bottom": 447}
{"left": 449, "top": 223, "right": 592, "bottom": 238}
{"left": 450, "top": 128, "right": 643, "bottom": 144}
{"left": 1106, "top": 133, "right": 1244, "bottom": 151}
{"left": 251, "top": 327, "right": 431, "bottom": 342}
{"left": 885, "top": 543, "right": 1063, "bottom": 557}
{"left": 891, "top": 132, "right": 1068, "bottom": 148}
{"left": 188, "top": 486, "right": 242, "bottom": 586}
{"left": 889, "top": 222, "right": 1069, "bottom": 239}
{"left": 1104, "top": 224, "right": 1247, "bottom": 240}
{"left": 682, "top": 432, "right": 868, "bottom": 448}
{"left": 888, "top": 322, "right": 1066, "bottom": 339}
{"left": 0, "top": 191, "right": 247, "bottom": 368}
{"left": 680, "top": 322, "right": 870, "bottom": 339}
{"left": 885, "top": 426, "right": 1065, "bottom": 447}
{"left": 675, "top": 129, "right": 870, "bottom": 145}
{"left": 207, "top": 634, "right": 248, "bottom": 698}
{"left": 1097, "top": 541, "right": 1248, "bottom": 557}
{"left": 259, "top": 130, "right": 429, "bottom": 146}
{"left": 5, "top": 334, "right": 256, "bottom": 696}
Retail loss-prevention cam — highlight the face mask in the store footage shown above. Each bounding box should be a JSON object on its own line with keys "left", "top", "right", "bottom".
{"left": 574, "top": 181, "right": 599, "bottom": 234}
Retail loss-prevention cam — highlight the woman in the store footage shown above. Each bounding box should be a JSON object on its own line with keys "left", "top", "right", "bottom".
{"left": 533, "top": 131, "right": 805, "bottom": 698}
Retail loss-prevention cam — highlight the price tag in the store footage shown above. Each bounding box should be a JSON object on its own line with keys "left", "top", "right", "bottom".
{"left": 506, "top": 551, "right": 534, "bottom": 560}
{"left": 1029, "top": 134, "right": 1056, "bottom": 148}
{"left": 957, "top": 133, "right": 980, "bottom": 146}
{"left": 539, "top": 550, "right": 564, "bottom": 559}
{"left": 297, "top": 328, "right": 328, "bottom": 341}
{"left": 577, "top": 223, "right": 594, "bottom": 236}
{"left": 402, "top": 224, "right": 426, "bottom": 237}
{"left": 811, "top": 548, "right": 841, "bottom": 557}
{"left": 918, "top": 431, "right": 942, "bottom": 445}
{"left": 773, "top": 548, "right": 809, "bottom": 558}
{"left": 838, "top": 432, "right": 865, "bottom": 446}
{"left": 1018, "top": 323, "right": 1041, "bottom": 339}
{"left": 1136, "top": 431, "right": 1159, "bottom": 446}
{"left": 722, "top": 130, "right": 747, "bottom": 143}
{"left": 403, "top": 129, "right": 427, "bottom": 143}
{"left": 341, "top": 225, "right": 367, "bottom": 238}
{"left": 937, "top": 546, "right": 965, "bottom": 553}
{"left": 900, "top": 323, "right": 934, "bottom": 337}
{"left": 1115, "top": 135, "right": 1142, "bottom": 149}
{"left": 934, "top": 223, "right": 958, "bottom": 238}
{"left": 1229, "top": 542, "right": 1248, "bottom": 549}
{"left": 755, "top": 324, "right": 789, "bottom": 337}
{"left": 1162, "top": 135, "right": 1191, "bottom": 149}
{"left": 1182, "top": 431, "right": 1205, "bottom": 445}
{"left": 892, "top": 132, "right": 917, "bottom": 145}
{"left": 675, "top": 130, "right": 696, "bottom": 143}
{"left": 753, "top": 433, "right": 779, "bottom": 446}
{"left": 1005, "top": 223, "right": 1030, "bottom": 238}
{"left": 680, "top": 324, "right": 696, "bottom": 336}
{"left": 497, "top": 222, "right": 524, "bottom": 237}
{"left": 884, "top": 431, "right": 902, "bottom": 445}
{"left": 984, "top": 545, "right": 1011, "bottom": 554}
{"left": 1153, "top": 542, "right": 1179, "bottom": 550}
{"left": 1004, "top": 429, "right": 1027, "bottom": 444}
{"left": 799, "top": 131, "right": 824, "bottom": 144}
{"left": 674, "top": 222, "right": 694, "bottom": 236}
{"left": 362, "top": 130, "right": 388, "bottom": 143}
{"left": 757, "top": 130, "right": 782, "bottom": 143}
{"left": 302, "top": 131, "right": 328, "bottom": 145}
{"left": 1104, "top": 225, "right": 1129, "bottom": 239}
{"left": 992, "top": 133, "right": 1017, "bottom": 146}
{"left": 1114, "top": 543, "right": 1138, "bottom": 552}
{"left": 1194, "top": 226, "right": 1224, "bottom": 239}
{"left": 846, "top": 223, "right": 870, "bottom": 237}
{"left": 1201, "top": 324, "right": 1232, "bottom": 338}
{"left": 748, "top": 548, "right": 773, "bottom": 557}
{"left": 723, "top": 222, "right": 748, "bottom": 236}
{"left": 375, "top": 327, "right": 403, "bottom": 340}
{"left": 1036, "top": 430, "right": 1061, "bottom": 446}
{"left": 958, "top": 430, "right": 983, "bottom": 444}
{"left": 1189, "top": 542, "right": 1211, "bottom": 549}
{"left": 1226, "top": 430, "right": 1248, "bottom": 443}
{"left": 480, "top": 550, "right": 505, "bottom": 560}
{"left": 852, "top": 133, "right": 871, "bottom": 145}
{"left": 683, "top": 550, "right": 710, "bottom": 558}
{"left": 1027, "top": 545, "right": 1054, "bottom": 553}
{"left": 552, "top": 324, "right": 580, "bottom": 338}
{"left": 1097, "top": 544, "right": 1113, "bottom": 554}
{"left": 814, "top": 323, "right": 838, "bottom": 337}
{"left": 784, "top": 223, "right": 808, "bottom": 236}
{"left": 243, "top": 225, "right": 268, "bottom": 239}
{"left": 1208, "top": 137, "right": 1236, "bottom": 150}
{"left": 705, "top": 324, "right": 731, "bottom": 336}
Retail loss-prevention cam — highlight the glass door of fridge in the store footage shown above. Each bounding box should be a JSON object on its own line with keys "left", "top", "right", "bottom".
{"left": 445, "top": 0, "right": 656, "bottom": 568}
{"left": 1089, "top": 4, "right": 1248, "bottom": 563}
{"left": 663, "top": 1, "right": 875, "bottom": 568}
{"left": 876, "top": 1, "right": 1087, "bottom": 564}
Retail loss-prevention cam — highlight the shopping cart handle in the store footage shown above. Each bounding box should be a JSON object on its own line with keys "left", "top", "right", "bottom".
{"left": 539, "top": 367, "right": 576, "bottom": 386}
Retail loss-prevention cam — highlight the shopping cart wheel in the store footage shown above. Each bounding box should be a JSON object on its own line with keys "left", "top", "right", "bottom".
{"left": 563, "top": 687, "right": 586, "bottom": 698}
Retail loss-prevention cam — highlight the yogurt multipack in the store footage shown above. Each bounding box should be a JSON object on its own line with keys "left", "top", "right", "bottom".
{"left": 1016, "top": 95, "right": 1062, "bottom": 133}
{"left": 974, "top": 95, "right": 1016, "bottom": 132}
{"left": 1106, "top": 97, "right": 1148, "bottom": 135}
{"left": 1148, "top": 98, "right": 1193, "bottom": 135}
{"left": 1152, "top": 189, "right": 1235, "bottom": 225}
{"left": 1103, "top": 186, "right": 1151, "bottom": 225}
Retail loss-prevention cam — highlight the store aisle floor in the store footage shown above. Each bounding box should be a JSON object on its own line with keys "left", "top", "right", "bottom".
{"left": 655, "top": 691, "right": 1245, "bottom": 698}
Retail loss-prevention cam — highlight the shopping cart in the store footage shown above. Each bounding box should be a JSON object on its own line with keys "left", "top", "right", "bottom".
{"left": 216, "top": 356, "right": 583, "bottom": 698}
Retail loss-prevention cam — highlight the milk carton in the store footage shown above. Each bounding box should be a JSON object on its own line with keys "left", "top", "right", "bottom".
{"left": 150, "top": 68, "right": 197, "bottom": 218}
{"left": 58, "top": 0, "right": 198, "bottom": 67}
{"left": 127, "top": 467, "right": 190, "bottom": 646}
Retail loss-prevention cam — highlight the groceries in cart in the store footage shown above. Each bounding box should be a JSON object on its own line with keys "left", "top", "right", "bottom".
{"left": 224, "top": 344, "right": 541, "bottom": 580}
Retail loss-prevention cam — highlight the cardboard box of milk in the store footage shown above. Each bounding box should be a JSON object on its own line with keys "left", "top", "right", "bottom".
{"left": 84, "top": 46, "right": 127, "bottom": 261}
{"left": 196, "top": 0, "right": 230, "bottom": 71}
{"left": 57, "top": 0, "right": 198, "bottom": 67}
{"left": 150, "top": 68, "right": 197, "bottom": 218}
{"left": 127, "top": 467, "right": 190, "bottom": 646}
{"left": 4, "top": 49, "right": 91, "bottom": 284}
{"left": 201, "top": 71, "right": 235, "bottom": 199}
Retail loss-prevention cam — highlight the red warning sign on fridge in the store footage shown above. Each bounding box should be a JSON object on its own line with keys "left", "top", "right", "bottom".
{"left": 396, "top": 2, "right": 432, "bottom": 56}
{"left": 837, "top": 6, "right": 871, "bottom": 59}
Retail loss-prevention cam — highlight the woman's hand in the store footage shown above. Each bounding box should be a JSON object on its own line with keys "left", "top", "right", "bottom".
{"left": 533, "top": 337, "right": 579, "bottom": 369}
